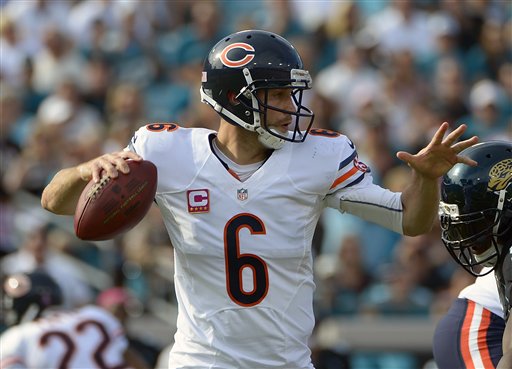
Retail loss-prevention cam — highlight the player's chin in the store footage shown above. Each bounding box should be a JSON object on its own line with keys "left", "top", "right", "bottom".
{"left": 269, "top": 123, "right": 290, "bottom": 134}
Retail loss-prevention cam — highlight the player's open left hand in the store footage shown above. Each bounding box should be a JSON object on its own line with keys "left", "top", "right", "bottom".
{"left": 396, "top": 122, "right": 479, "bottom": 179}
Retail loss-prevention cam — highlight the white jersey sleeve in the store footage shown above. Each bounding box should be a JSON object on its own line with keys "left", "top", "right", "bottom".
{"left": 1, "top": 326, "right": 27, "bottom": 369}
{"left": 323, "top": 134, "right": 403, "bottom": 234}
{"left": 0, "top": 305, "right": 128, "bottom": 369}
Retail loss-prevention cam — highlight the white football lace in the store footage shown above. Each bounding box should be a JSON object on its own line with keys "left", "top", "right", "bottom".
{"left": 87, "top": 176, "right": 111, "bottom": 199}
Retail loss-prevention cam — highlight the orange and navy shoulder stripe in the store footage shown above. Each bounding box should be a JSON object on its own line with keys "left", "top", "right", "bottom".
{"left": 460, "top": 300, "right": 496, "bottom": 369}
{"left": 329, "top": 149, "right": 369, "bottom": 191}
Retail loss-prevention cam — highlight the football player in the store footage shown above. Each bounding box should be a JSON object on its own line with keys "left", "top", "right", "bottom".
{"left": 41, "top": 29, "right": 479, "bottom": 369}
{"left": 0, "top": 271, "right": 146, "bottom": 368}
{"left": 437, "top": 141, "right": 512, "bottom": 369}
{"left": 434, "top": 269, "right": 506, "bottom": 369}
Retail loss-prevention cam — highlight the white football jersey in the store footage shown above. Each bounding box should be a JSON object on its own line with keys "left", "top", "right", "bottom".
{"left": 0, "top": 305, "right": 128, "bottom": 369}
{"left": 458, "top": 268, "right": 504, "bottom": 319}
{"left": 128, "top": 124, "right": 403, "bottom": 369}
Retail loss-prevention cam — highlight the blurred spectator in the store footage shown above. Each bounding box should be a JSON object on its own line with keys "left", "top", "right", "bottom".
{"left": 418, "top": 12, "right": 464, "bottom": 78}
{"left": 431, "top": 56, "right": 470, "bottom": 125}
{"left": 104, "top": 82, "right": 146, "bottom": 151}
{"left": 289, "top": 1, "right": 337, "bottom": 33}
{"left": 379, "top": 48, "right": 430, "bottom": 152}
{"left": 82, "top": 57, "right": 113, "bottom": 115}
{"left": 393, "top": 235, "right": 451, "bottom": 293}
{"left": 465, "top": 18, "right": 511, "bottom": 82}
{"left": 314, "top": 39, "right": 382, "bottom": 126}
{"left": 36, "top": 78, "right": 105, "bottom": 153}
{"left": 0, "top": 188, "right": 16, "bottom": 257}
{"left": 324, "top": 1, "right": 363, "bottom": 42}
{"left": 429, "top": 268, "right": 476, "bottom": 319}
{"left": 0, "top": 16, "right": 30, "bottom": 89}
{"left": 156, "top": 1, "right": 225, "bottom": 69}
{"left": 366, "top": 0, "right": 435, "bottom": 59}
{"left": 439, "top": 0, "right": 484, "bottom": 52}
{"left": 1, "top": 222, "right": 93, "bottom": 308}
{"left": 315, "top": 235, "right": 373, "bottom": 318}
{"left": 0, "top": 84, "right": 34, "bottom": 151}
{"left": 31, "top": 27, "right": 88, "bottom": 95}
{"left": 261, "top": 0, "right": 306, "bottom": 39}
{"left": 497, "top": 61, "right": 512, "bottom": 119}
{"left": 360, "top": 264, "right": 432, "bottom": 317}
{"left": 459, "top": 78, "right": 510, "bottom": 140}
{"left": 97, "top": 287, "right": 160, "bottom": 368}
{"left": 340, "top": 81, "right": 392, "bottom": 177}
{"left": 3, "top": 0, "right": 70, "bottom": 56}
{"left": 2, "top": 124, "right": 61, "bottom": 197}
{"left": 68, "top": 0, "right": 153, "bottom": 51}
{"left": 117, "top": 205, "right": 172, "bottom": 303}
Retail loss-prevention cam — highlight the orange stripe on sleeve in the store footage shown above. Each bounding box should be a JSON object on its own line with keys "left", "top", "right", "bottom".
{"left": 461, "top": 300, "right": 476, "bottom": 369}
{"left": 477, "top": 308, "right": 495, "bottom": 369}
{"left": 329, "top": 166, "right": 359, "bottom": 190}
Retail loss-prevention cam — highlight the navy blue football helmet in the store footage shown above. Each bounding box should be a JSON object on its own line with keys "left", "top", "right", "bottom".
{"left": 2, "top": 270, "right": 63, "bottom": 325}
{"left": 439, "top": 141, "right": 512, "bottom": 276}
{"left": 200, "top": 29, "right": 314, "bottom": 149}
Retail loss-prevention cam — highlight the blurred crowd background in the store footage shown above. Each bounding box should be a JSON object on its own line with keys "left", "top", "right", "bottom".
{"left": 1, "top": 0, "right": 511, "bottom": 368}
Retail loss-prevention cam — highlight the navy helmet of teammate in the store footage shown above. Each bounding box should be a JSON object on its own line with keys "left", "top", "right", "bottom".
{"left": 2, "top": 270, "right": 63, "bottom": 326}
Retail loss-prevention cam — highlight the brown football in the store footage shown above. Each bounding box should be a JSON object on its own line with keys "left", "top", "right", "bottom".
{"left": 74, "top": 160, "right": 158, "bottom": 241}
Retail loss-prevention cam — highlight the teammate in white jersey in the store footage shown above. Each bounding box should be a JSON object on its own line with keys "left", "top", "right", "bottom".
{"left": 0, "top": 271, "right": 141, "bottom": 369}
{"left": 437, "top": 141, "right": 512, "bottom": 369}
{"left": 41, "top": 30, "right": 479, "bottom": 369}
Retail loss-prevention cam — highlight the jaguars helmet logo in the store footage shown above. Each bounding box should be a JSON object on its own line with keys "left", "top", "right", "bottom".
{"left": 488, "top": 158, "right": 512, "bottom": 191}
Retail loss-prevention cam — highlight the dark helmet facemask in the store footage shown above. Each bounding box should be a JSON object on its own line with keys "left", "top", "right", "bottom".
{"left": 440, "top": 184, "right": 510, "bottom": 276}
{"left": 236, "top": 67, "right": 314, "bottom": 149}
{"left": 439, "top": 201, "right": 503, "bottom": 276}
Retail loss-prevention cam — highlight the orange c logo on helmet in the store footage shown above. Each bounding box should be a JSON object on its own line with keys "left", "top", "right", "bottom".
{"left": 219, "top": 42, "right": 255, "bottom": 68}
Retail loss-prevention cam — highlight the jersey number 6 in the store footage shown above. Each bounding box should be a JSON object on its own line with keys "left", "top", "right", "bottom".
{"left": 224, "top": 213, "right": 269, "bottom": 307}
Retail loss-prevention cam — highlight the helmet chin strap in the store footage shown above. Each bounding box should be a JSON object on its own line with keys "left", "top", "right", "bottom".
{"left": 256, "top": 127, "right": 285, "bottom": 150}
{"left": 201, "top": 87, "right": 286, "bottom": 149}
{"left": 243, "top": 68, "right": 285, "bottom": 150}
{"left": 474, "top": 246, "right": 498, "bottom": 267}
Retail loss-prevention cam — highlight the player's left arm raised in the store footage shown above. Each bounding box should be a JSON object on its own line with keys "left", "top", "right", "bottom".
{"left": 397, "top": 122, "right": 478, "bottom": 236}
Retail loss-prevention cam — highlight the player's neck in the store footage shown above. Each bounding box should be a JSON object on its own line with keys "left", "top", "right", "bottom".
{"left": 216, "top": 121, "right": 272, "bottom": 165}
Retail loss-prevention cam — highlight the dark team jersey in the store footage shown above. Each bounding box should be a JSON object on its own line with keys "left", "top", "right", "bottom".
{"left": 496, "top": 245, "right": 512, "bottom": 320}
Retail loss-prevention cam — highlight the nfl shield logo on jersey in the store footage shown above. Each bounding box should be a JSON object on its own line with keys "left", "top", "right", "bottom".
{"left": 237, "top": 188, "right": 248, "bottom": 201}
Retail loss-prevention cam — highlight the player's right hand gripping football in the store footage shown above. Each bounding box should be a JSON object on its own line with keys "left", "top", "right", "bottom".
{"left": 41, "top": 151, "right": 142, "bottom": 216}
{"left": 78, "top": 151, "right": 142, "bottom": 183}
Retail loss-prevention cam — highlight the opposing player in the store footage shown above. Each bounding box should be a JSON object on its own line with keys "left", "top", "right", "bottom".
{"left": 437, "top": 141, "right": 512, "bottom": 369}
{"left": 41, "top": 30, "right": 479, "bottom": 368}
{"left": 0, "top": 271, "right": 146, "bottom": 368}
{"left": 433, "top": 270, "right": 506, "bottom": 369}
